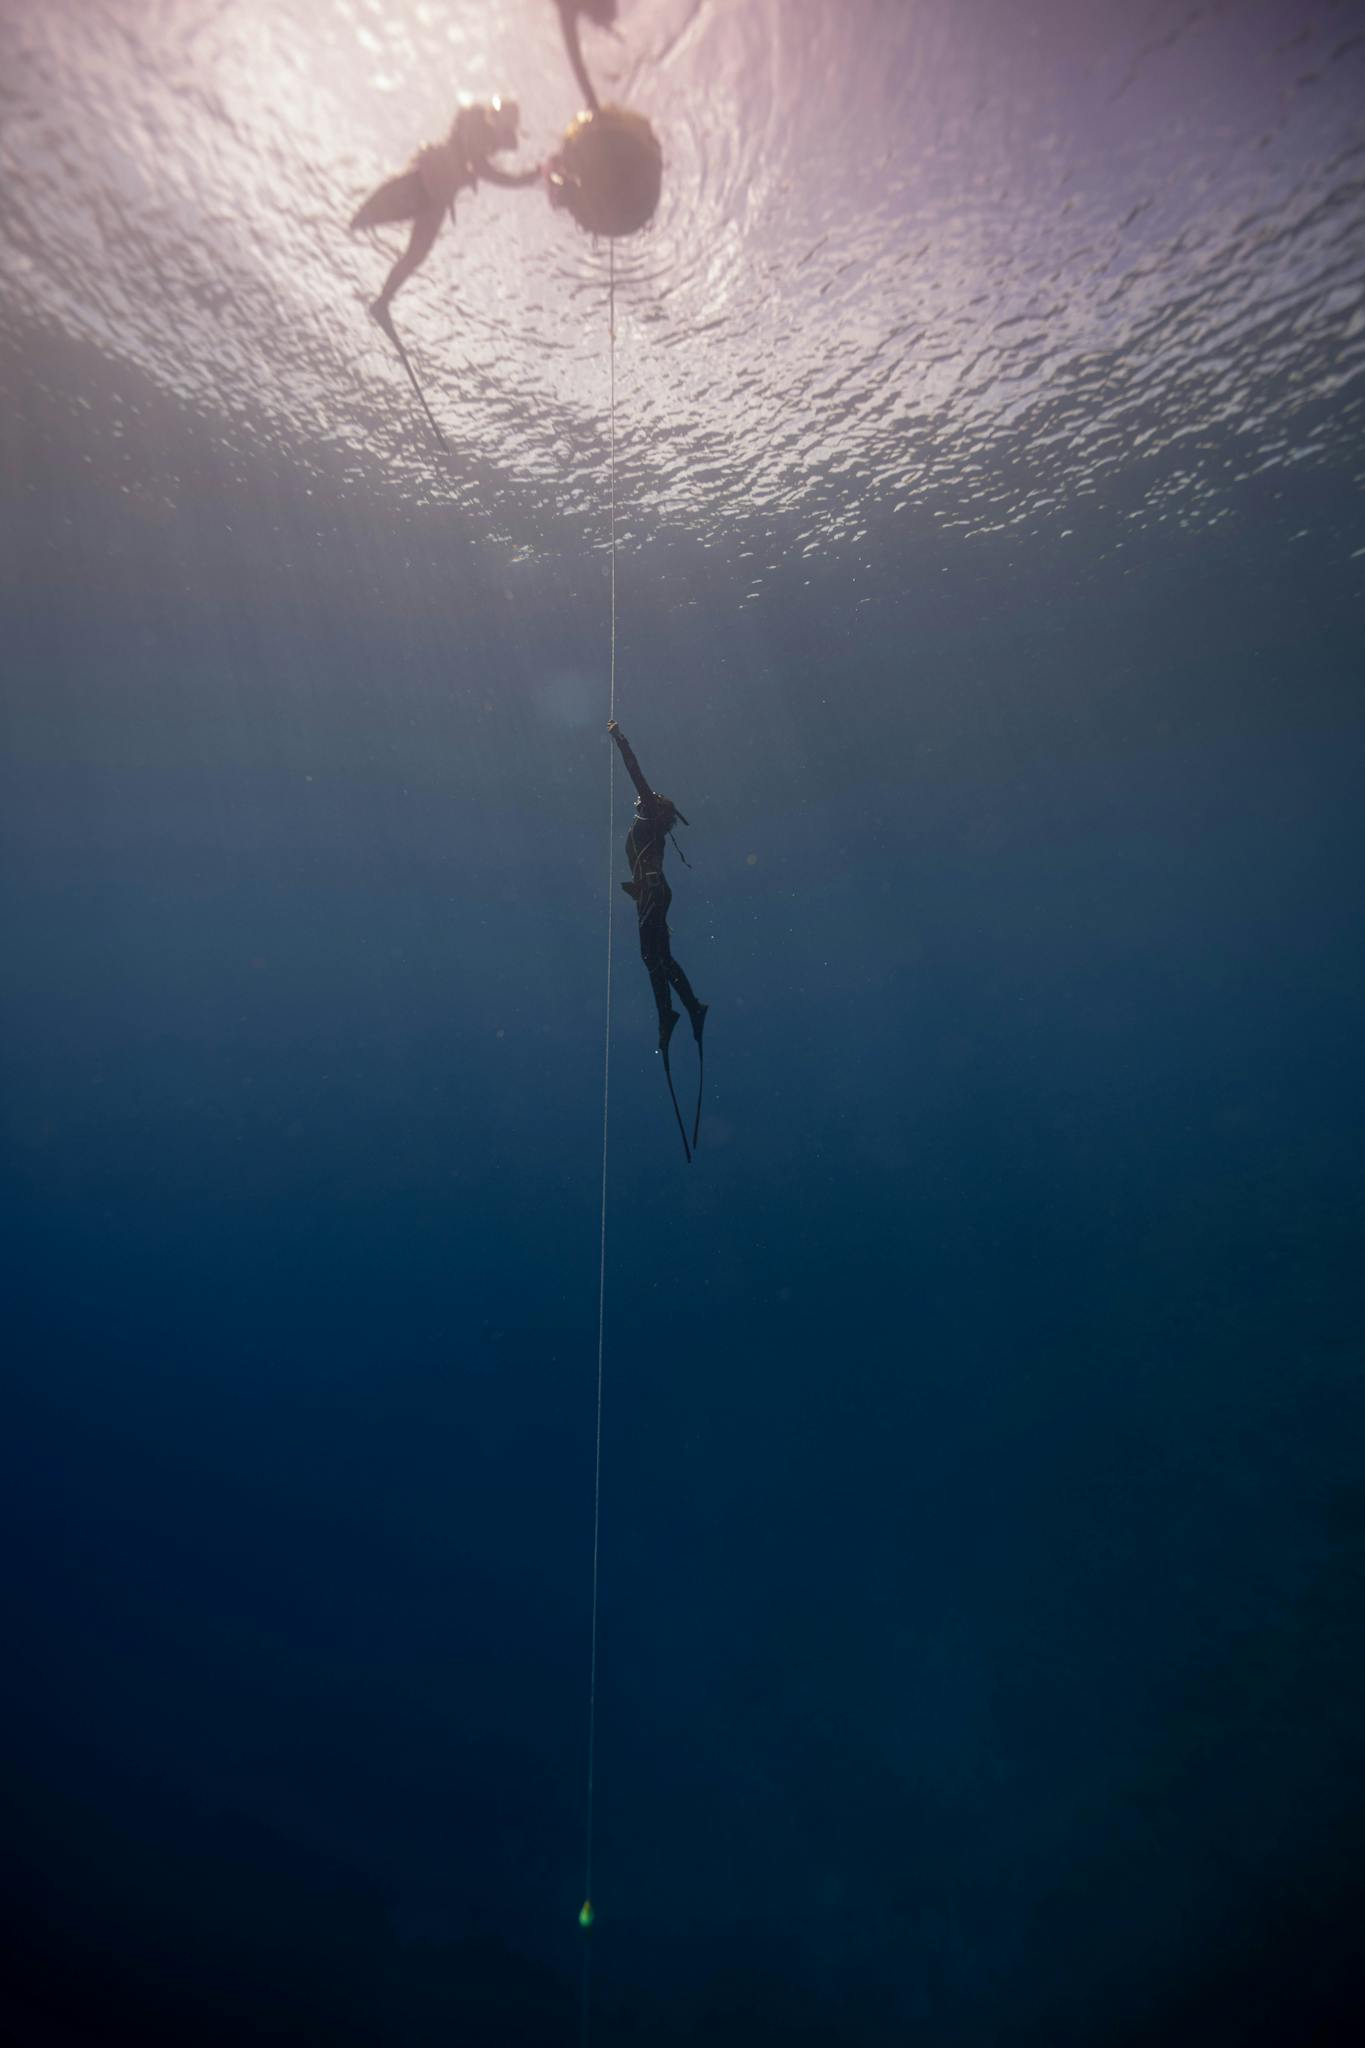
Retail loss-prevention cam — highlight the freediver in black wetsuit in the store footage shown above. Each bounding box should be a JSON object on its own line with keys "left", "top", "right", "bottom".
{"left": 608, "top": 720, "right": 708, "bottom": 1159}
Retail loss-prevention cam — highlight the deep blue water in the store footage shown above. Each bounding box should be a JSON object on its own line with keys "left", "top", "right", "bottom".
{"left": 4, "top": 3, "right": 1365, "bottom": 2043}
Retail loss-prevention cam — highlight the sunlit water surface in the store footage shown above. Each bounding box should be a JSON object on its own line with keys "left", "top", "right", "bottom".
{"left": 2, "top": 0, "right": 1362, "bottom": 567}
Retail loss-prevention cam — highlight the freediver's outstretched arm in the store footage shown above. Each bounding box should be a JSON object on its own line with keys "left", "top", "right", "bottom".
{"left": 608, "top": 720, "right": 654, "bottom": 805}
{"left": 479, "top": 163, "right": 543, "bottom": 189}
{"left": 555, "top": 0, "right": 616, "bottom": 115}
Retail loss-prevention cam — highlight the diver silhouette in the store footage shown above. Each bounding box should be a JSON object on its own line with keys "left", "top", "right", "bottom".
{"left": 608, "top": 720, "right": 708, "bottom": 1160}
{"left": 350, "top": 97, "right": 539, "bottom": 325}
{"left": 555, "top": 0, "right": 618, "bottom": 115}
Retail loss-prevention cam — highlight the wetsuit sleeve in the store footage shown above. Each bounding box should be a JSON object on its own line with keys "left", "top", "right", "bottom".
{"left": 609, "top": 724, "right": 653, "bottom": 804}
{"left": 480, "top": 163, "right": 543, "bottom": 188}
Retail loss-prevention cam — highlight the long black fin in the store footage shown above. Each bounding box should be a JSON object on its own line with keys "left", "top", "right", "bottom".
{"left": 660, "top": 1037, "right": 692, "bottom": 1165}
{"left": 378, "top": 309, "right": 449, "bottom": 451}
{"left": 690, "top": 1014, "right": 706, "bottom": 1154}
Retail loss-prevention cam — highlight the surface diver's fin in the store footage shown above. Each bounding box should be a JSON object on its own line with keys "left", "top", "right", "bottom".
{"left": 373, "top": 305, "right": 449, "bottom": 451}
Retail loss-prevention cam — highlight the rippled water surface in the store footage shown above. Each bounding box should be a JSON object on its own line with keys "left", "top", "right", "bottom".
{"left": 3, "top": 0, "right": 1363, "bottom": 560}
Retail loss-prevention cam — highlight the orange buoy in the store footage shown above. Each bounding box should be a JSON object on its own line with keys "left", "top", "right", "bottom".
{"left": 545, "top": 104, "right": 662, "bottom": 237}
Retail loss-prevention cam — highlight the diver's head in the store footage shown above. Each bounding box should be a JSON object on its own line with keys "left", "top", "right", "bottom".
{"left": 639, "top": 793, "right": 685, "bottom": 832}
{"left": 456, "top": 97, "right": 520, "bottom": 156}
{"left": 488, "top": 95, "right": 520, "bottom": 151}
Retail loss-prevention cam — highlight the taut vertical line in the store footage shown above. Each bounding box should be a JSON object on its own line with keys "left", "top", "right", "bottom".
{"left": 581, "top": 235, "right": 618, "bottom": 2048}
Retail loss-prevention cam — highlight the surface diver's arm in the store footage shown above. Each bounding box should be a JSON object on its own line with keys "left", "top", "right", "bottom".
{"left": 608, "top": 721, "right": 653, "bottom": 804}
{"left": 480, "top": 163, "right": 543, "bottom": 189}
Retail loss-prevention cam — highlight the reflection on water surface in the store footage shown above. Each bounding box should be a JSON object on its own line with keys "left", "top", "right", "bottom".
{"left": 2, "top": 0, "right": 1362, "bottom": 559}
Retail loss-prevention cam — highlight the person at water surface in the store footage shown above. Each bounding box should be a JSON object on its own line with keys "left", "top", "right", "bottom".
{"left": 350, "top": 97, "right": 538, "bottom": 325}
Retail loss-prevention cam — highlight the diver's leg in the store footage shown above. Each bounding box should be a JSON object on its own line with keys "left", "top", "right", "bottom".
{"left": 350, "top": 169, "right": 424, "bottom": 233}
{"left": 640, "top": 907, "right": 680, "bottom": 1048}
{"left": 648, "top": 965, "right": 679, "bottom": 1049}
{"left": 664, "top": 952, "right": 707, "bottom": 1036}
{"left": 374, "top": 205, "right": 444, "bottom": 315}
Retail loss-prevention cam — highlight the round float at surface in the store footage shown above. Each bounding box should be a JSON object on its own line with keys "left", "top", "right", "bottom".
{"left": 546, "top": 104, "right": 663, "bottom": 237}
